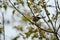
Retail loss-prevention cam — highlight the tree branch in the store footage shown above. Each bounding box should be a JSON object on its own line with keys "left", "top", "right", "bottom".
{"left": 56, "top": 24, "right": 60, "bottom": 32}
{"left": 2, "top": 12, "right": 5, "bottom": 40}
{"left": 41, "top": 1, "right": 56, "bottom": 32}
{"left": 57, "top": 0, "right": 60, "bottom": 10}
{"left": 27, "top": 0, "right": 35, "bottom": 16}
{"left": 54, "top": 0, "right": 58, "bottom": 28}
{"left": 9, "top": 0, "right": 54, "bottom": 34}
{"left": 44, "top": 7, "right": 55, "bottom": 32}
{"left": 39, "top": 13, "right": 51, "bottom": 29}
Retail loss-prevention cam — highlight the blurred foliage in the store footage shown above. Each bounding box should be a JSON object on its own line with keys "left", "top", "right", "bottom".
{"left": 51, "top": 14, "right": 55, "bottom": 20}
{"left": 32, "top": 33, "right": 39, "bottom": 39}
{"left": 14, "top": 2, "right": 19, "bottom": 5}
{"left": 1, "top": 0, "right": 60, "bottom": 40}
{"left": 0, "top": 5, "right": 2, "bottom": 8}
{"left": 52, "top": 36, "right": 57, "bottom": 40}
{"left": 20, "top": 0, "right": 24, "bottom": 5}
{"left": 12, "top": 9, "right": 15, "bottom": 15}
{"left": 12, "top": 35, "right": 20, "bottom": 40}
{"left": 3, "top": 4, "right": 7, "bottom": 10}
{"left": 13, "top": 25, "right": 23, "bottom": 31}
{"left": 21, "top": 13, "right": 32, "bottom": 22}
{"left": 47, "top": 19, "right": 51, "bottom": 22}
{"left": 0, "top": 27, "right": 3, "bottom": 34}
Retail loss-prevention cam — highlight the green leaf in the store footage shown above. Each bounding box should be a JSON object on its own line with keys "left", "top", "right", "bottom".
{"left": 14, "top": 2, "right": 17, "bottom": 5}
{"left": 21, "top": 16, "right": 28, "bottom": 22}
{"left": 19, "top": 0, "right": 24, "bottom": 5}
{"left": 37, "top": 1, "right": 41, "bottom": 5}
{"left": 25, "top": 32, "right": 31, "bottom": 38}
{"left": 34, "top": 28, "right": 38, "bottom": 33}
{"left": 3, "top": 4, "right": 7, "bottom": 10}
{"left": 30, "top": 0, "right": 34, "bottom": 3}
{"left": 51, "top": 14, "right": 55, "bottom": 20}
{"left": 27, "top": 2, "right": 31, "bottom": 7}
{"left": 0, "top": 5, "right": 2, "bottom": 8}
{"left": 19, "top": 27, "right": 23, "bottom": 31}
{"left": 34, "top": 33, "right": 38, "bottom": 38}
{"left": 14, "top": 2, "right": 19, "bottom": 5}
{"left": 52, "top": 36, "right": 57, "bottom": 40}
{"left": 12, "top": 35, "right": 20, "bottom": 40}
{"left": 47, "top": 13, "right": 50, "bottom": 15}
{"left": 45, "top": 38, "right": 49, "bottom": 40}
{"left": 12, "top": 10, "right": 15, "bottom": 15}
{"left": 0, "top": 28, "right": 3, "bottom": 34}
{"left": 21, "top": 14, "right": 31, "bottom": 22}
{"left": 47, "top": 20, "right": 51, "bottom": 22}
{"left": 39, "top": 37, "right": 42, "bottom": 40}
{"left": 58, "top": 12, "right": 60, "bottom": 14}
{"left": 32, "top": 33, "right": 38, "bottom": 39}
{"left": 13, "top": 26, "right": 23, "bottom": 31}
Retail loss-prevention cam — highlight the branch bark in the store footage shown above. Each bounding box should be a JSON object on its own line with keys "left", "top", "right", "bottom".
{"left": 2, "top": 13, "right": 5, "bottom": 40}
{"left": 9, "top": 0, "right": 54, "bottom": 34}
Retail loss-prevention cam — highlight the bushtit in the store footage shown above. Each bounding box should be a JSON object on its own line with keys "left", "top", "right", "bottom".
{"left": 32, "top": 16, "right": 41, "bottom": 22}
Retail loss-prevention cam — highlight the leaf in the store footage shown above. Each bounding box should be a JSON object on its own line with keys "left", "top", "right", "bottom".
{"left": 32, "top": 33, "right": 38, "bottom": 39}
{"left": 14, "top": 2, "right": 17, "bottom": 5}
{"left": 41, "top": 4, "right": 46, "bottom": 8}
{"left": 27, "top": 2, "right": 31, "bottom": 7}
{"left": 48, "top": 20, "right": 51, "bottom": 22}
{"left": 39, "top": 37, "right": 43, "bottom": 40}
{"left": 0, "top": 5, "right": 2, "bottom": 8}
{"left": 47, "top": 13, "right": 50, "bottom": 15}
{"left": 13, "top": 26, "right": 23, "bottom": 31}
{"left": 45, "top": 38, "right": 49, "bottom": 40}
{"left": 0, "top": 28, "right": 3, "bottom": 34}
{"left": 19, "top": 0, "right": 24, "bottom": 5}
{"left": 51, "top": 14, "right": 55, "bottom": 20}
{"left": 58, "top": 12, "right": 60, "bottom": 14}
{"left": 25, "top": 32, "right": 31, "bottom": 38}
{"left": 34, "top": 33, "right": 38, "bottom": 38}
{"left": 37, "top": 1, "right": 41, "bottom": 5}
{"left": 12, "top": 10, "right": 15, "bottom": 15}
{"left": 21, "top": 13, "right": 31, "bottom": 22}
{"left": 21, "top": 16, "right": 28, "bottom": 22}
{"left": 3, "top": 4, "right": 7, "bottom": 10}
{"left": 52, "top": 36, "right": 57, "bottom": 40}
{"left": 34, "top": 28, "right": 38, "bottom": 33}
{"left": 19, "top": 27, "right": 23, "bottom": 31}
{"left": 30, "top": 0, "right": 34, "bottom": 3}
{"left": 12, "top": 35, "right": 20, "bottom": 40}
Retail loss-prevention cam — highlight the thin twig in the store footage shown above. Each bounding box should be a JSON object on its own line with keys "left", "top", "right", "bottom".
{"left": 9, "top": 0, "right": 33, "bottom": 24}
{"left": 9, "top": 0, "right": 54, "bottom": 34}
{"left": 54, "top": 33, "right": 59, "bottom": 40}
{"left": 27, "top": 0, "right": 35, "bottom": 16}
{"left": 44, "top": 7, "right": 55, "bottom": 32}
{"left": 56, "top": 0, "right": 60, "bottom": 32}
{"left": 54, "top": 0, "right": 58, "bottom": 29}
{"left": 42, "top": 0, "right": 56, "bottom": 32}
{"left": 0, "top": 34, "right": 1, "bottom": 40}
{"left": 53, "top": 0, "right": 59, "bottom": 40}
{"left": 57, "top": 25, "right": 60, "bottom": 32}
{"left": 57, "top": 0, "right": 60, "bottom": 10}
{"left": 32, "top": 1, "right": 51, "bottom": 29}
{"left": 2, "top": 13, "right": 5, "bottom": 40}
{"left": 39, "top": 13, "right": 51, "bottom": 28}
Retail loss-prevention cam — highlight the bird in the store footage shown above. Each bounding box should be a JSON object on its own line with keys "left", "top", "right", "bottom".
{"left": 32, "top": 16, "right": 41, "bottom": 22}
